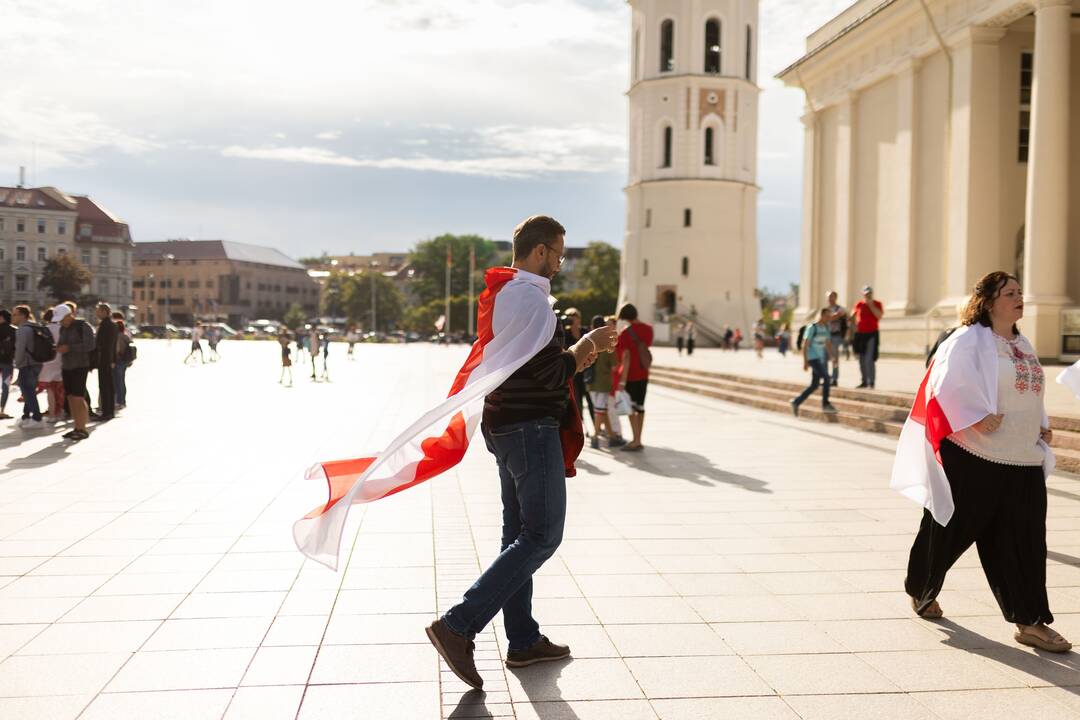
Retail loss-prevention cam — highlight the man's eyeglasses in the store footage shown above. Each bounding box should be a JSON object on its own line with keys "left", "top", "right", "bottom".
{"left": 542, "top": 244, "right": 565, "bottom": 266}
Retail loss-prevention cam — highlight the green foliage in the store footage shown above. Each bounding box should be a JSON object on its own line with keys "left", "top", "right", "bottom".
{"left": 403, "top": 295, "right": 472, "bottom": 334}
{"left": 283, "top": 303, "right": 307, "bottom": 331}
{"left": 573, "top": 242, "right": 621, "bottom": 298}
{"left": 339, "top": 271, "right": 405, "bottom": 331}
{"left": 408, "top": 234, "right": 499, "bottom": 305}
{"left": 553, "top": 288, "right": 620, "bottom": 325}
{"left": 39, "top": 254, "right": 92, "bottom": 303}
{"left": 298, "top": 254, "right": 330, "bottom": 267}
{"left": 320, "top": 272, "right": 349, "bottom": 318}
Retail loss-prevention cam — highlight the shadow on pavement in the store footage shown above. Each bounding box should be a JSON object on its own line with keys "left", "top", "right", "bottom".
{"left": 446, "top": 689, "right": 498, "bottom": 719}
{"left": 935, "top": 618, "right": 1080, "bottom": 694}
{"left": 505, "top": 657, "right": 582, "bottom": 720}
{"left": 607, "top": 445, "right": 772, "bottom": 493}
{"left": 0, "top": 437, "right": 74, "bottom": 475}
{"left": 1048, "top": 550, "right": 1080, "bottom": 566}
{"left": 572, "top": 458, "right": 611, "bottom": 476}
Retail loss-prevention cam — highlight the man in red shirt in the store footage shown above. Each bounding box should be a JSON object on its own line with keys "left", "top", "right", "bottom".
{"left": 852, "top": 285, "right": 884, "bottom": 389}
{"left": 613, "top": 303, "right": 653, "bottom": 451}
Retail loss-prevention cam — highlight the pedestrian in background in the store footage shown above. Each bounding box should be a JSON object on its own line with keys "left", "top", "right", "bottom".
{"left": 852, "top": 285, "right": 883, "bottom": 389}
{"left": 40, "top": 308, "right": 65, "bottom": 423}
{"left": 113, "top": 314, "right": 131, "bottom": 410}
{"left": 186, "top": 323, "right": 205, "bottom": 364}
{"left": 676, "top": 324, "right": 685, "bottom": 355}
{"left": 562, "top": 308, "right": 594, "bottom": 435}
{"left": 0, "top": 309, "right": 14, "bottom": 420}
{"left": 309, "top": 326, "right": 321, "bottom": 380}
{"left": 614, "top": 302, "right": 652, "bottom": 452}
{"left": 686, "top": 322, "right": 696, "bottom": 356}
{"left": 586, "top": 314, "right": 625, "bottom": 450}
{"left": 55, "top": 304, "right": 95, "bottom": 441}
{"left": 12, "top": 305, "right": 44, "bottom": 429}
{"left": 790, "top": 308, "right": 838, "bottom": 417}
{"left": 753, "top": 320, "right": 766, "bottom": 359}
{"left": 825, "top": 290, "right": 847, "bottom": 385}
{"left": 94, "top": 303, "right": 117, "bottom": 421}
{"left": 777, "top": 323, "right": 792, "bottom": 357}
{"left": 279, "top": 330, "right": 293, "bottom": 386}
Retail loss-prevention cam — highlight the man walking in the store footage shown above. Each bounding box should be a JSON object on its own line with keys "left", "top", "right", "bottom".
{"left": 425, "top": 215, "right": 617, "bottom": 690}
{"left": 94, "top": 303, "right": 117, "bottom": 421}
{"left": 825, "top": 291, "right": 847, "bottom": 385}
{"left": 12, "top": 305, "right": 44, "bottom": 428}
{"left": 613, "top": 303, "right": 652, "bottom": 452}
{"left": 852, "top": 285, "right": 883, "bottom": 389}
{"left": 55, "top": 304, "right": 95, "bottom": 441}
{"left": 0, "top": 309, "right": 14, "bottom": 420}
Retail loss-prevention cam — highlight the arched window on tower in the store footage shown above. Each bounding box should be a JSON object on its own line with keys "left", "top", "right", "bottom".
{"left": 661, "top": 126, "right": 673, "bottom": 168}
{"left": 705, "top": 19, "right": 721, "bottom": 74}
{"left": 682, "top": 257, "right": 689, "bottom": 277}
{"left": 745, "top": 25, "right": 753, "bottom": 80}
{"left": 704, "top": 127, "right": 715, "bottom": 166}
{"left": 660, "top": 19, "right": 675, "bottom": 72}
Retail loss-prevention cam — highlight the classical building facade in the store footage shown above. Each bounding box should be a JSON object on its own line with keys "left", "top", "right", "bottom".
{"left": 133, "top": 240, "right": 319, "bottom": 327}
{"left": 779, "top": 0, "right": 1078, "bottom": 358}
{"left": 0, "top": 185, "right": 133, "bottom": 312}
{"left": 620, "top": 0, "right": 760, "bottom": 343}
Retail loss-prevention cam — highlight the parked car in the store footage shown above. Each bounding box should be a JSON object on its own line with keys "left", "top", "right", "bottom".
{"left": 136, "top": 323, "right": 179, "bottom": 339}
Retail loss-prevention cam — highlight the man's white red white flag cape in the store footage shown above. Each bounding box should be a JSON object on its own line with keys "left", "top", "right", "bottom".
{"left": 1058, "top": 360, "right": 1080, "bottom": 400}
{"left": 293, "top": 267, "right": 558, "bottom": 570}
{"left": 889, "top": 324, "right": 1054, "bottom": 527}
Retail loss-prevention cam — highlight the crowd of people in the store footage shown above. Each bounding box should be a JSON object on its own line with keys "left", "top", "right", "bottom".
{"left": 0, "top": 300, "right": 134, "bottom": 440}
{"left": 276, "top": 325, "right": 331, "bottom": 386}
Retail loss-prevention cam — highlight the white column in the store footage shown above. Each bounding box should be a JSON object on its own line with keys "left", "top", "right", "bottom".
{"left": 796, "top": 111, "right": 818, "bottom": 318}
{"left": 886, "top": 59, "right": 919, "bottom": 314}
{"left": 944, "top": 26, "right": 1005, "bottom": 307}
{"left": 833, "top": 93, "right": 856, "bottom": 303}
{"left": 1023, "top": 0, "right": 1072, "bottom": 358}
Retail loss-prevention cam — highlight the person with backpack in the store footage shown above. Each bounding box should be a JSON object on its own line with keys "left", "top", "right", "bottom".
{"left": 40, "top": 308, "right": 66, "bottom": 424}
{"left": 0, "top": 309, "right": 14, "bottom": 420}
{"left": 791, "top": 308, "right": 839, "bottom": 417}
{"left": 112, "top": 313, "right": 132, "bottom": 410}
{"left": 614, "top": 302, "right": 653, "bottom": 452}
{"left": 55, "top": 304, "right": 95, "bottom": 441}
{"left": 825, "top": 291, "right": 847, "bottom": 385}
{"left": 12, "top": 305, "right": 46, "bottom": 428}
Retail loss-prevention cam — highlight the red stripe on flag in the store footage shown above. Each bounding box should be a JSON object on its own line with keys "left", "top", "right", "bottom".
{"left": 907, "top": 359, "right": 953, "bottom": 465}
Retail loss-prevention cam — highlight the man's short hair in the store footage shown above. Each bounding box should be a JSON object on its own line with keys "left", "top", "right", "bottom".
{"left": 13, "top": 305, "right": 31, "bottom": 319}
{"left": 111, "top": 311, "right": 123, "bottom": 320}
{"left": 617, "top": 303, "right": 638, "bottom": 321}
{"left": 512, "top": 215, "right": 565, "bottom": 261}
{"left": 96, "top": 302, "right": 112, "bottom": 314}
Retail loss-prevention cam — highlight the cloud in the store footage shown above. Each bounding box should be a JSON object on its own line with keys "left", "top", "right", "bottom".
{"left": 315, "top": 130, "right": 342, "bottom": 141}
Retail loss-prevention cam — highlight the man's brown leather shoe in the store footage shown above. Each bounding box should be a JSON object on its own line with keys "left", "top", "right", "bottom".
{"left": 426, "top": 619, "right": 483, "bottom": 690}
{"left": 505, "top": 636, "right": 571, "bottom": 668}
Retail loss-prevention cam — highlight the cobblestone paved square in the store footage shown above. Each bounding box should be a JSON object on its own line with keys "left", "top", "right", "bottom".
{"left": 2, "top": 340, "right": 1080, "bottom": 719}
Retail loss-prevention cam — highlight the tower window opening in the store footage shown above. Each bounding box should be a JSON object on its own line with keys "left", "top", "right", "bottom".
{"left": 705, "top": 19, "right": 721, "bottom": 74}
{"left": 704, "top": 127, "right": 715, "bottom": 165}
{"left": 682, "top": 257, "right": 689, "bottom": 276}
{"left": 745, "top": 25, "right": 753, "bottom": 80}
{"left": 645, "top": 208, "right": 652, "bottom": 227}
{"left": 662, "top": 126, "right": 673, "bottom": 168}
{"left": 660, "top": 19, "right": 675, "bottom": 72}
{"left": 644, "top": 259, "right": 649, "bottom": 276}
{"left": 683, "top": 209, "right": 692, "bottom": 227}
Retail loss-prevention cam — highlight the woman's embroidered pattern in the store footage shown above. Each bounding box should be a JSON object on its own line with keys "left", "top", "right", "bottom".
{"left": 1007, "top": 340, "right": 1043, "bottom": 395}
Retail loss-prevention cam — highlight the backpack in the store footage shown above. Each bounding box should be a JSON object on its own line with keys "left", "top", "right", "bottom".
{"left": 796, "top": 324, "right": 808, "bottom": 351}
{"left": 626, "top": 325, "right": 652, "bottom": 372}
{"left": 123, "top": 342, "right": 138, "bottom": 365}
{"left": 0, "top": 327, "right": 13, "bottom": 364}
{"left": 27, "top": 323, "right": 56, "bottom": 363}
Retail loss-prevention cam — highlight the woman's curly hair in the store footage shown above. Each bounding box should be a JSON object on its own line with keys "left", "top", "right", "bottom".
{"left": 961, "top": 271, "right": 1020, "bottom": 334}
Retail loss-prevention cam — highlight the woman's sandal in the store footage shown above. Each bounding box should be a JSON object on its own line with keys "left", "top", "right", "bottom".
{"left": 911, "top": 597, "right": 943, "bottom": 619}
{"left": 1014, "top": 626, "right": 1072, "bottom": 653}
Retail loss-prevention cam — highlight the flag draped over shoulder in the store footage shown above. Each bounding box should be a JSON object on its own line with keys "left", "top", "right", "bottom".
{"left": 294, "top": 267, "right": 569, "bottom": 570}
{"left": 889, "top": 324, "right": 1055, "bottom": 527}
{"left": 1058, "top": 360, "right": 1080, "bottom": 400}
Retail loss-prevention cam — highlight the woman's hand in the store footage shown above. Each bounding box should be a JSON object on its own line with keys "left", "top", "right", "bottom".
{"left": 1040, "top": 427, "right": 1053, "bottom": 444}
{"left": 975, "top": 413, "right": 1004, "bottom": 434}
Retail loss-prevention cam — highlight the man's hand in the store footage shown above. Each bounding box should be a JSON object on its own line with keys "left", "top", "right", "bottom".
{"left": 975, "top": 413, "right": 1004, "bottom": 434}
{"left": 57, "top": 344, "right": 69, "bottom": 354}
{"left": 1041, "top": 427, "right": 1053, "bottom": 444}
{"left": 586, "top": 325, "right": 618, "bottom": 353}
{"left": 803, "top": 361, "right": 809, "bottom": 372}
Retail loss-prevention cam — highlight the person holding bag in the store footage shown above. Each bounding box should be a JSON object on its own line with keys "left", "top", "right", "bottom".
{"left": 896, "top": 271, "right": 1069, "bottom": 653}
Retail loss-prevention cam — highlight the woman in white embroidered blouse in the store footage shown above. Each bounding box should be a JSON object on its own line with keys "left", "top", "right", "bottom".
{"left": 905, "top": 272, "right": 1070, "bottom": 653}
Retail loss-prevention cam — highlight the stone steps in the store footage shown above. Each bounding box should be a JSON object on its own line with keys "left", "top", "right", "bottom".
{"left": 650, "top": 364, "right": 1080, "bottom": 474}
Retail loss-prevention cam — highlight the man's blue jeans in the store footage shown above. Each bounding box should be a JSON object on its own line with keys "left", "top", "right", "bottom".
{"left": 0, "top": 365, "right": 11, "bottom": 411}
{"left": 859, "top": 334, "right": 878, "bottom": 387}
{"left": 16, "top": 365, "right": 41, "bottom": 421}
{"left": 830, "top": 334, "right": 844, "bottom": 384}
{"left": 113, "top": 362, "right": 128, "bottom": 406}
{"left": 443, "top": 417, "right": 567, "bottom": 651}
{"left": 793, "top": 358, "right": 831, "bottom": 408}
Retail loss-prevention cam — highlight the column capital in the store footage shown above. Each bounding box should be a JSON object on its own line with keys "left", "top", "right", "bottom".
{"left": 1031, "top": 0, "right": 1072, "bottom": 10}
{"left": 800, "top": 111, "right": 817, "bottom": 128}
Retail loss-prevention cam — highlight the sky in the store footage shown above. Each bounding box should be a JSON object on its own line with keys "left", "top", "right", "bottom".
{"left": 0, "top": 0, "right": 852, "bottom": 290}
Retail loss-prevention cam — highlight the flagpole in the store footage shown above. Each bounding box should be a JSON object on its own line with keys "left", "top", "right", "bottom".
{"left": 445, "top": 244, "right": 452, "bottom": 337}
{"left": 468, "top": 244, "right": 475, "bottom": 338}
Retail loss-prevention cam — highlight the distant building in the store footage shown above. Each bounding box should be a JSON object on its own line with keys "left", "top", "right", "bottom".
{"left": 132, "top": 240, "right": 318, "bottom": 327}
{"left": 0, "top": 183, "right": 133, "bottom": 312}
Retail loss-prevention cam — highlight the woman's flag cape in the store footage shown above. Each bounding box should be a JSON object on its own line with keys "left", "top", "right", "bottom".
{"left": 1058, "top": 360, "right": 1080, "bottom": 400}
{"left": 293, "top": 267, "right": 579, "bottom": 570}
{"left": 890, "top": 324, "right": 1054, "bottom": 527}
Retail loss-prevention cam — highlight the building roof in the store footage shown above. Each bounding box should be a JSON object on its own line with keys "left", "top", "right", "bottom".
{"left": 74, "top": 195, "right": 131, "bottom": 243}
{"left": 134, "top": 240, "right": 305, "bottom": 270}
{"left": 776, "top": 0, "right": 899, "bottom": 80}
{"left": 0, "top": 186, "right": 78, "bottom": 212}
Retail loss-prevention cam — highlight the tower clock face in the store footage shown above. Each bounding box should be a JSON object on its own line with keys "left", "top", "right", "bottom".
{"left": 707, "top": 92, "right": 719, "bottom": 105}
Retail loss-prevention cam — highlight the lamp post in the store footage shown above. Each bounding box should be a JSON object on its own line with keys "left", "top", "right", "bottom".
{"left": 369, "top": 260, "right": 378, "bottom": 334}
{"left": 162, "top": 253, "right": 176, "bottom": 341}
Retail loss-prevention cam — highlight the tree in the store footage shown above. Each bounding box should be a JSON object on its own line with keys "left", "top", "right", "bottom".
{"left": 39, "top": 254, "right": 91, "bottom": 303}
{"left": 574, "top": 241, "right": 621, "bottom": 300}
{"left": 283, "top": 303, "right": 307, "bottom": 331}
{"left": 340, "top": 271, "right": 405, "bottom": 332}
{"left": 298, "top": 253, "right": 330, "bottom": 267}
{"left": 320, "top": 272, "right": 349, "bottom": 318}
{"left": 552, "top": 288, "right": 619, "bottom": 325}
{"left": 408, "top": 234, "right": 499, "bottom": 305}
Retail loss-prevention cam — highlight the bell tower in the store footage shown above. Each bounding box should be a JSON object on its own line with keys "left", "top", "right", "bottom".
{"left": 620, "top": 0, "right": 760, "bottom": 342}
